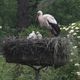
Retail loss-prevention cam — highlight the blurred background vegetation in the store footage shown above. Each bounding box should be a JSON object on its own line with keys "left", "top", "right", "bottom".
{"left": 0, "top": 0, "right": 80, "bottom": 80}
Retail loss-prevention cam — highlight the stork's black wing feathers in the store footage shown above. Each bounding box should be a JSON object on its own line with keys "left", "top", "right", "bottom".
{"left": 47, "top": 20, "right": 60, "bottom": 36}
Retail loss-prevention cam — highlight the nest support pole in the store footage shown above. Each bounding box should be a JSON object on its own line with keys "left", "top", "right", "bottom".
{"left": 35, "top": 68, "right": 40, "bottom": 80}
{"left": 28, "top": 65, "right": 45, "bottom": 80}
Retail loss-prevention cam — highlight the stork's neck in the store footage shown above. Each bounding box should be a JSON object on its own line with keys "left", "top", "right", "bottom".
{"left": 38, "top": 14, "right": 43, "bottom": 19}
{"left": 40, "top": 13, "right": 43, "bottom": 16}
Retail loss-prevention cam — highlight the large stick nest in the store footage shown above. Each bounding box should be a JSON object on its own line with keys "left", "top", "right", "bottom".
{"left": 3, "top": 37, "right": 70, "bottom": 68}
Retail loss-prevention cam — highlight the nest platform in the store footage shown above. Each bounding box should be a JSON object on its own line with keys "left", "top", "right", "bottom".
{"left": 3, "top": 37, "right": 70, "bottom": 68}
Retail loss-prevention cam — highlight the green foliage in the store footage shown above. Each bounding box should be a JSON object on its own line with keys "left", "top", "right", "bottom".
{"left": 19, "top": 25, "right": 50, "bottom": 37}
{"left": 0, "top": 0, "right": 17, "bottom": 28}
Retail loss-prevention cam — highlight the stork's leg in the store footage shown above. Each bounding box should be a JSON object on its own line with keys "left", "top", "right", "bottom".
{"left": 48, "top": 30, "right": 54, "bottom": 38}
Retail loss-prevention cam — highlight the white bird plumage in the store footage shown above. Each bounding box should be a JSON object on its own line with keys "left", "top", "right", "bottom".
{"left": 43, "top": 14, "right": 57, "bottom": 24}
{"left": 36, "top": 31, "right": 42, "bottom": 39}
{"left": 37, "top": 10, "right": 60, "bottom": 36}
{"left": 27, "top": 31, "right": 37, "bottom": 39}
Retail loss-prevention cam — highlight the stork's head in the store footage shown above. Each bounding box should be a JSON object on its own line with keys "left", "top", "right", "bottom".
{"left": 32, "top": 31, "right": 35, "bottom": 33}
{"left": 36, "top": 31, "right": 40, "bottom": 34}
{"left": 37, "top": 10, "right": 43, "bottom": 16}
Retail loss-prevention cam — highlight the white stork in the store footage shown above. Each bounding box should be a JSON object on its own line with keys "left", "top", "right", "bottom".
{"left": 37, "top": 10, "right": 60, "bottom": 36}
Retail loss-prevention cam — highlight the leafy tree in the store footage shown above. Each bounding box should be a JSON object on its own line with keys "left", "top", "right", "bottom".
{"left": 16, "top": 0, "right": 40, "bottom": 32}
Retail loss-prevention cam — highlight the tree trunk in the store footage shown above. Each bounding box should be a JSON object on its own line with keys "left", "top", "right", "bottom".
{"left": 17, "top": 0, "right": 31, "bottom": 31}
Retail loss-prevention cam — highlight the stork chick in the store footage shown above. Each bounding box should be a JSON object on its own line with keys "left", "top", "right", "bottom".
{"left": 36, "top": 31, "right": 42, "bottom": 39}
{"left": 27, "top": 31, "right": 37, "bottom": 39}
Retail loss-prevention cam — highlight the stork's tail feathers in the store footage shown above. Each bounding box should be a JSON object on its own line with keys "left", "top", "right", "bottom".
{"left": 50, "top": 24, "right": 60, "bottom": 36}
{"left": 48, "top": 21, "right": 60, "bottom": 36}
